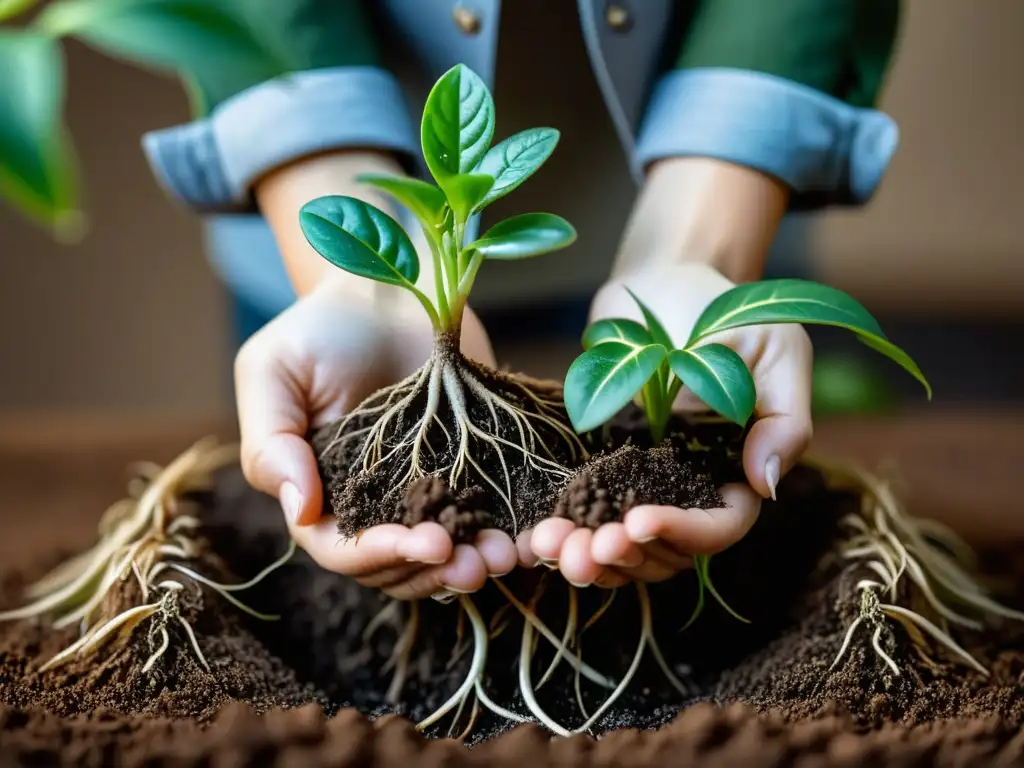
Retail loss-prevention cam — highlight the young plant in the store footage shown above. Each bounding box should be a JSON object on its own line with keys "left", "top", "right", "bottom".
{"left": 300, "top": 64, "right": 583, "bottom": 531}
{"left": 564, "top": 280, "right": 932, "bottom": 626}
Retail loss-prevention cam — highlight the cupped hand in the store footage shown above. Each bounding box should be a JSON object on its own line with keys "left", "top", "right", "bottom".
{"left": 524, "top": 262, "right": 813, "bottom": 588}
{"left": 234, "top": 280, "right": 518, "bottom": 599}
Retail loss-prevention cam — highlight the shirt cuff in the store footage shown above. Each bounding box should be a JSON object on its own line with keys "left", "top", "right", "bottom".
{"left": 142, "top": 67, "right": 419, "bottom": 212}
{"left": 635, "top": 68, "right": 899, "bottom": 209}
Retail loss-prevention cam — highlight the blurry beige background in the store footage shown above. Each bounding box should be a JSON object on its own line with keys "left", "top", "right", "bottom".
{"left": 1, "top": 0, "right": 1022, "bottom": 419}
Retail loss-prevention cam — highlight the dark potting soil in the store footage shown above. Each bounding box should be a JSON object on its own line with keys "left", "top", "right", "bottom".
{"left": 3, "top": 414, "right": 1024, "bottom": 765}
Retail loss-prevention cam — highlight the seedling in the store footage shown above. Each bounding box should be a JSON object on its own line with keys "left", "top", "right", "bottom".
{"left": 564, "top": 280, "right": 932, "bottom": 628}
{"left": 301, "top": 63, "right": 583, "bottom": 533}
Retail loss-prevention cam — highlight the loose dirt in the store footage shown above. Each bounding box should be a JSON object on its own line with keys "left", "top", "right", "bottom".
{"left": 2, "top": 412, "right": 1023, "bottom": 766}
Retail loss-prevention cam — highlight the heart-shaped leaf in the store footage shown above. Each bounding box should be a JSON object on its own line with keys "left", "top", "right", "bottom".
{"left": 421, "top": 64, "right": 495, "bottom": 187}
{"left": 0, "top": 31, "right": 79, "bottom": 233}
{"left": 688, "top": 279, "right": 931, "bottom": 398}
{"left": 299, "top": 196, "right": 419, "bottom": 288}
{"left": 37, "top": 0, "right": 286, "bottom": 112}
{"left": 356, "top": 173, "right": 447, "bottom": 227}
{"left": 473, "top": 127, "right": 559, "bottom": 209}
{"left": 564, "top": 341, "right": 667, "bottom": 433}
{"left": 624, "top": 288, "right": 673, "bottom": 349}
{"left": 669, "top": 344, "right": 756, "bottom": 426}
{"left": 582, "top": 318, "right": 652, "bottom": 350}
{"left": 444, "top": 172, "right": 494, "bottom": 223}
{"left": 469, "top": 213, "right": 576, "bottom": 260}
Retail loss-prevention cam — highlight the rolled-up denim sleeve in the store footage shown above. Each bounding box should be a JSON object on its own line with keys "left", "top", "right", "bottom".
{"left": 141, "top": 0, "right": 418, "bottom": 213}
{"left": 636, "top": 0, "right": 901, "bottom": 209}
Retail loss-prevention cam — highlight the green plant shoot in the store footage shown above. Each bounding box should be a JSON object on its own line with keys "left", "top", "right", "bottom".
{"left": 563, "top": 280, "right": 930, "bottom": 628}
{"left": 300, "top": 64, "right": 575, "bottom": 336}
{"left": 565, "top": 280, "right": 930, "bottom": 437}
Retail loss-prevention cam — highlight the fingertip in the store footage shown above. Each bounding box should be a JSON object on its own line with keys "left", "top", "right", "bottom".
{"left": 530, "top": 518, "right": 576, "bottom": 561}
{"left": 398, "top": 522, "right": 453, "bottom": 565}
{"left": 591, "top": 523, "right": 643, "bottom": 568}
{"left": 623, "top": 505, "right": 665, "bottom": 544}
{"left": 515, "top": 528, "right": 539, "bottom": 568}
{"left": 475, "top": 530, "right": 518, "bottom": 576}
{"left": 440, "top": 544, "right": 488, "bottom": 593}
{"left": 559, "top": 528, "right": 602, "bottom": 587}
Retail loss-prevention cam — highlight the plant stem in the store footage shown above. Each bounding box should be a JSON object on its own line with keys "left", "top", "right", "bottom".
{"left": 424, "top": 230, "right": 452, "bottom": 329}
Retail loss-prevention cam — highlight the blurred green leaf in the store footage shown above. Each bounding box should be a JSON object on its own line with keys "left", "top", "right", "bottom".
{"left": 812, "top": 354, "right": 897, "bottom": 417}
{"left": 0, "top": 30, "right": 81, "bottom": 236}
{"left": 0, "top": 0, "right": 40, "bottom": 24}
{"left": 36, "top": 0, "right": 286, "bottom": 113}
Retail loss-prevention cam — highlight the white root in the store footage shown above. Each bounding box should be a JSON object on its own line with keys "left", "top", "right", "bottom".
{"left": 814, "top": 456, "right": 1019, "bottom": 681}
{"left": 0, "top": 438, "right": 293, "bottom": 676}
{"left": 416, "top": 596, "right": 489, "bottom": 732}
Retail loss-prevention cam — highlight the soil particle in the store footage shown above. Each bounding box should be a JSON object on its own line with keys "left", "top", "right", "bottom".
{"left": 553, "top": 442, "right": 722, "bottom": 527}
{"left": 398, "top": 476, "right": 494, "bottom": 544}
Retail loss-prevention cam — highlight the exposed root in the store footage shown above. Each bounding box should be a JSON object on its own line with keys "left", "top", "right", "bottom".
{"left": 0, "top": 438, "right": 293, "bottom": 675}
{"left": 811, "top": 458, "right": 1021, "bottom": 680}
{"left": 320, "top": 338, "right": 586, "bottom": 533}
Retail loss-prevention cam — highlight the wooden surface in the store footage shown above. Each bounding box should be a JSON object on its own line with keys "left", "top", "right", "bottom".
{"left": 0, "top": 410, "right": 1019, "bottom": 569}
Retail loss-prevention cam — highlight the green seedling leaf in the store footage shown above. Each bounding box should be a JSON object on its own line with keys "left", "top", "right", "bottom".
{"left": 299, "top": 195, "right": 419, "bottom": 288}
{"left": 421, "top": 63, "right": 495, "bottom": 187}
{"left": 688, "top": 279, "right": 931, "bottom": 398}
{"left": 474, "top": 127, "right": 559, "bottom": 209}
{"left": 444, "top": 172, "right": 494, "bottom": 223}
{"left": 0, "top": 0, "right": 38, "bottom": 23}
{"left": 624, "top": 289, "right": 673, "bottom": 349}
{"left": 37, "top": 0, "right": 285, "bottom": 112}
{"left": 0, "top": 31, "right": 80, "bottom": 235}
{"left": 356, "top": 173, "right": 447, "bottom": 228}
{"left": 564, "top": 341, "right": 667, "bottom": 433}
{"left": 582, "top": 318, "right": 652, "bottom": 350}
{"left": 668, "top": 344, "right": 756, "bottom": 426}
{"left": 469, "top": 213, "right": 576, "bottom": 260}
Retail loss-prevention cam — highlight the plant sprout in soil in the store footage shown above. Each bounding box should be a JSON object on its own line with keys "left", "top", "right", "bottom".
{"left": 302, "top": 63, "right": 582, "bottom": 537}
{"left": 563, "top": 284, "right": 932, "bottom": 631}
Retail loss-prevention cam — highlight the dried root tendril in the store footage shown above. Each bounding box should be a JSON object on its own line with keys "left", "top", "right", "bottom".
{"left": 810, "top": 457, "right": 1020, "bottom": 680}
{"left": 0, "top": 438, "right": 294, "bottom": 675}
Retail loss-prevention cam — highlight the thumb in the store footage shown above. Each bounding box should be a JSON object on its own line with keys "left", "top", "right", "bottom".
{"left": 235, "top": 343, "right": 323, "bottom": 526}
{"left": 741, "top": 327, "right": 814, "bottom": 501}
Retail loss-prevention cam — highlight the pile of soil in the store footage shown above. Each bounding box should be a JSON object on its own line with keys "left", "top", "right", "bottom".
{"left": 2, "top": 411, "right": 1024, "bottom": 766}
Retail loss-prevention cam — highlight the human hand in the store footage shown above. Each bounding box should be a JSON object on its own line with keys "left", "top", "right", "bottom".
{"left": 523, "top": 262, "right": 813, "bottom": 587}
{"left": 234, "top": 278, "right": 519, "bottom": 599}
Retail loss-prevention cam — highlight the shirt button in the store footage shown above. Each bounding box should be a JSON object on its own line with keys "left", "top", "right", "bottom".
{"left": 605, "top": 3, "right": 632, "bottom": 32}
{"left": 452, "top": 4, "right": 482, "bottom": 35}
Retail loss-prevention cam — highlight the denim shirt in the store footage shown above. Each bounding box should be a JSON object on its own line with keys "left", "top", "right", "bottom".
{"left": 141, "top": 0, "right": 901, "bottom": 319}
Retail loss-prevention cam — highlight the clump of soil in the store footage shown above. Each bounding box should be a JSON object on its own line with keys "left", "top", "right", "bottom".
{"left": 398, "top": 476, "right": 493, "bottom": 544}
{"left": 553, "top": 442, "right": 721, "bottom": 527}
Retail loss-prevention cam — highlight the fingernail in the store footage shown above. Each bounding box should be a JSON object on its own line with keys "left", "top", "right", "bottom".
{"left": 440, "top": 584, "right": 471, "bottom": 594}
{"left": 567, "top": 580, "right": 591, "bottom": 589}
{"left": 765, "top": 455, "right": 781, "bottom": 502}
{"left": 633, "top": 536, "right": 657, "bottom": 544}
{"left": 280, "top": 482, "right": 303, "bottom": 524}
{"left": 432, "top": 590, "right": 455, "bottom": 603}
